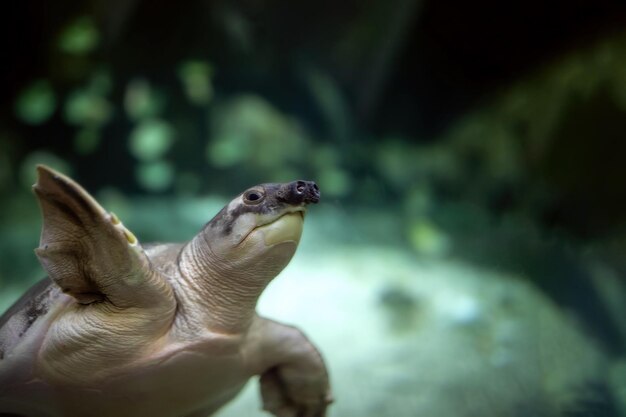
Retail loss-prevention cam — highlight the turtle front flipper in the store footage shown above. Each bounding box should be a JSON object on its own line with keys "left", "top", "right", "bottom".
{"left": 32, "top": 165, "right": 173, "bottom": 308}
{"left": 244, "top": 317, "right": 332, "bottom": 417}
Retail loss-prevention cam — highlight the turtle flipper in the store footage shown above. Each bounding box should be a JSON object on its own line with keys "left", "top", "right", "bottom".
{"left": 32, "top": 165, "right": 173, "bottom": 307}
{"left": 244, "top": 317, "right": 332, "bottom": 417}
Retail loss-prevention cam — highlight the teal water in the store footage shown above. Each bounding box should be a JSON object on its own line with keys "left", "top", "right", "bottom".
{"left": 2, "top": 2, "right": 626, "bottom": 416}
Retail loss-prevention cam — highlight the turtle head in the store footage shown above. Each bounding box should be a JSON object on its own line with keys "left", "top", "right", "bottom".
{"left": 200, "top": 181, "right": 320, "bottom": 276}
{"left": 178, "top": 180, "right": 320, "bottom": 331}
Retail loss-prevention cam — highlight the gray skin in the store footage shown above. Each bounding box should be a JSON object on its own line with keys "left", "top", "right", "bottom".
{"left": 0, "top": 165, "right": 331, "bottom": 417}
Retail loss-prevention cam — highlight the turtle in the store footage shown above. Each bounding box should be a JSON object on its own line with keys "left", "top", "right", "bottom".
{"left": 0, "top": 165, "right": 331, "bottom": 417}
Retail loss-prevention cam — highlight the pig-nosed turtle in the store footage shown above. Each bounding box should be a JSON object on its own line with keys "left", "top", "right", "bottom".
{"left": 0, "top": 165, "right": 331, "bottom": 417}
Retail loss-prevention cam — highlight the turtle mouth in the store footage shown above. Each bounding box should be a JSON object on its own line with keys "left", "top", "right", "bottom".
{"left": 261, "top": 211, "right": 304, "bottom": 246}
{"left": 239, "top": 210, "right": 305, "bottom": 247}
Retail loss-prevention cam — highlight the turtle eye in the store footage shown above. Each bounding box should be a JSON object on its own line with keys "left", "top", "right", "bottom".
{"left": 244, "top": 189, "right": 265, "bottom": 205}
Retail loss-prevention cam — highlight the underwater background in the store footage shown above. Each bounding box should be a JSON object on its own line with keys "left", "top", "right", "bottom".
{"left": 2, "top": 1, "right": 626, "bottom": 416}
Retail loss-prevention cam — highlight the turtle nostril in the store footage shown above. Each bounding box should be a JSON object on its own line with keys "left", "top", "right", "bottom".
{"left": 282, "top": 180, "right": 320, "bottom": 204}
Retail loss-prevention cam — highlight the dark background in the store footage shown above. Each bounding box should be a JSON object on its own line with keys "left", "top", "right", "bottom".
{"left": 2, "top": 0, "right": 626, "bottom": 358}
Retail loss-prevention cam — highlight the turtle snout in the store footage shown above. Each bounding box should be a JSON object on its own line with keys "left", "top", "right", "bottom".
{"left": 295, "top": 180, "right": 320, "bottom": 204}
{"left": 280, "top": 180, "right": 320, "bottom": 205}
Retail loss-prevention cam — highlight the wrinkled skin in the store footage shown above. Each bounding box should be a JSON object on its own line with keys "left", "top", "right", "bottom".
{"left": 0, "top": 166, "right": 331, "bottom": 417}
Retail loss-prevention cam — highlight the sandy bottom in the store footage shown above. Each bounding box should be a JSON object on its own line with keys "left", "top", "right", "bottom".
{"left": 216, "top": 243, "right": 612, "bottom": 417}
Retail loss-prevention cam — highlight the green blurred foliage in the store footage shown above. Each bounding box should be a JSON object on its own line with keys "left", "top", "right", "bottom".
{"left": 178, "top": 61, "right": 214, "bottom": 106}
{"left": 129, "top": 119, "right": 175, "bottom": 161}
{"left": 124, "top": 79, "right": 166, "bottom": 121}
{"left": 74, "top": 127, "right": 101, "bottom": 154}
{"left": 64, "top": 89, "right": 112, "bottom": 126}
{"left": 57, "top": 16, "right": 99, "bottom": 55}
{"left": 135, "top": 160, "right": 175, "bottom": 192}
{"left": 2, "top": 3, "right": 626, "bottom": 318}
{"left": 207, "top": 95, "right": 312, "bottom": 173}
{"left": 15, "top": 80, "right": 57, "bottom": 125}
